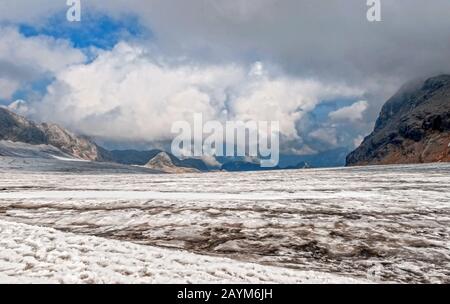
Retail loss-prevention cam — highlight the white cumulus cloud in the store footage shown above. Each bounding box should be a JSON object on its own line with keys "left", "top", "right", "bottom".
{"left": 329, "top": 100, "right": 369, "bottom": 123}
{"left": 0, "top": 78, "right": 20, "bottom": 99}
{"left": 34, "top": 43, "right": 362, "bottom": 144}
{"left": 0, "top": 27, "right": 86, "bottom": 101}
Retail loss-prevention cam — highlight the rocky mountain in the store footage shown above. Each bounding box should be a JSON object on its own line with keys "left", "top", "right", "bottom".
{"left": 347, "top": 75, "right": 450, "bottom": 166}
{"left": 144, "top": 152, "right": 200, "bottom": 173}
{"left": 0, "top": 107, "right": 111, "bottom": 161}
{"left": 110, "top": 149, "right": 209, "bottom": 171}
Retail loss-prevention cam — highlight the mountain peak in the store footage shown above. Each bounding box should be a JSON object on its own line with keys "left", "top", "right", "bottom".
{"left": 347, "top": 75, "right": 450, "bottom": 166}
{"left": 145, "top": 152, "right": 200, "bottom": 174}
{"left": 147, "top": 152, "right": 174, "bottom": 167}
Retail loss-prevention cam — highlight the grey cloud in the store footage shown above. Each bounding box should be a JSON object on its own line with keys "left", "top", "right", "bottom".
{"left": 91, "top": 1, "right": 450, "bottom": 83}
{"left": 6, "top": 0, "right": 449, "bottom": 89}
{"left": 1, "top": 0, "right": 449, "bottom": 152}
{"left": 90, "top": 0, "right": 450, "bottom": 140}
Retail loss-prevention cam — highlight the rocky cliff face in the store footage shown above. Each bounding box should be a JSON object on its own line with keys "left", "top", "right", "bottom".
{"left": 40, "top": 123, "right": 112, "bottom": 161}
{"left": 0, "top": 107, "right": 111, "bottom": 161}
{"left": 347, "top": 75, "right": 450, "bottom": 166}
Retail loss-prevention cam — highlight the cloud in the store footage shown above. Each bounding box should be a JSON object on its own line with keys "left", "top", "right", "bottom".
{"left": 92, "top": 1, "right": 450, "bottom": 88}
{"left": 329, "top": 100, "right": 368, "bottom": 123}
{"left": 2, "top": 0, "right": 449, "bottom": 152}
{"left": 36, "top": 43, "right": 243, "bottom": 141}
{"left": 4, "top": 1, "right": 450, "bottom": 89}
{"left": 0, "top": 27, "right": 85, "bottom": 72}
{"left": 0, "top": 78, "right": 20, "bottom": 99}
{"left": 7, "top": 99, "right": 29, "bottom": 115}
{"left": 33, "top": 43, "right": 362, "bottom": 145}
{"left": 353, "top": 135, "right": 364, "bottom": 148}
{"left": 309, "top": 128, "right": 338, "bottom": 147}
{"left": 0, "top": 27, "right": 86, "bottom": 101}
{"left": 0, "top": 0, "right": 62, "bottom": 24}
{"left": 231, "top": 74, "right": 363, "bottom": 139}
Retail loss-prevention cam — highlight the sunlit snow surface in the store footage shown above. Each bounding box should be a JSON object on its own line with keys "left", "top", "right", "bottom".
{"left": 0, "top": 157, "right": 449, "bottom": 283}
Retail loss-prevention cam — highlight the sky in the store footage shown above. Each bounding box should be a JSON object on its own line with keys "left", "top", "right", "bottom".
{"left": 0, "top": 0, "right": 449, "bottom": 154}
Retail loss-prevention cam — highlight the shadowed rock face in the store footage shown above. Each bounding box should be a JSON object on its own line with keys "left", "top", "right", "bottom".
{"left": 0, "top": 107, "right": 47, "bottom": 144}
{"left": 0, "top": 107, "right": 111, "bottom": 161}
{"left": 347, "top": 75, "right": 450, "bottom": 166}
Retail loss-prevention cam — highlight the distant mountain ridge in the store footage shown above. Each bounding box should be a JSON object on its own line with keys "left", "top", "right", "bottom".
{"left": 0, "top": 107, "right": 111, "bottom": 161}
{"left": 0, "top": 106, "right": 214, "bottom": 173}
{"left": 347, "top": 75, "right": 450, "bottom": 166}
{"left": 110, "top": 149, "right": 209, "bottom": 172}
{"left": 1, "top": 105, "right": 352, "bottom": 172}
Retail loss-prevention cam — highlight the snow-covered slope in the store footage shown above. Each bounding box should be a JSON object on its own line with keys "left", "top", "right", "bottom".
{"left": 0, "top": 155, "right": 164, "bottom": 174}
{"left": 0, "top": 140, "right": 75, "bottom": 159}
{"left": 0, "top": 220, "right": 365, "bottom": 284}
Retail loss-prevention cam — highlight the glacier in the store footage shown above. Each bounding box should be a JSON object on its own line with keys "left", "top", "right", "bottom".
{"left": 0, "top": 156, "right": 449, "bottom": 283}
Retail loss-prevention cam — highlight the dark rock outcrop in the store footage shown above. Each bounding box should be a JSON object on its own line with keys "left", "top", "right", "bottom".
{"left": 347, "top": 75, "right": 450, "bottom": 166}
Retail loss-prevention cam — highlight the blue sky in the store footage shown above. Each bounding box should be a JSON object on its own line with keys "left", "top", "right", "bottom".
{"left": 10, "top": 77, "right": 53, "bottom": 102}
{"left": 1, "top": 12, "right": 149, "bottom": 104}
{"left": 19, "top": 12, "right": 147, "bottom": 51}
